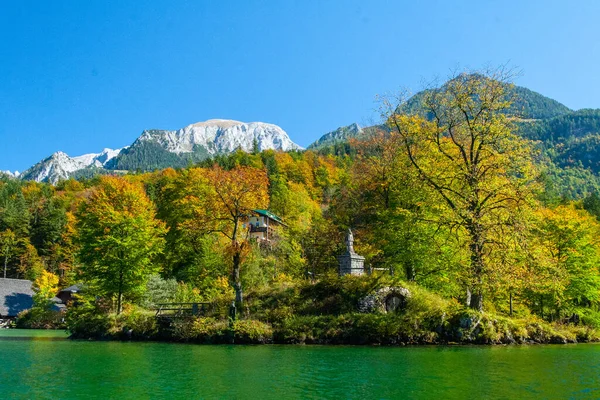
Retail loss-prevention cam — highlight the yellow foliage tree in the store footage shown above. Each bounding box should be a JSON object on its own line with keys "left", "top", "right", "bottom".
{"left": 33, "top": 270, "right": 59, "bottom": 307}
{"left": 387, "top": 70, "right": 538, "bottom": 310}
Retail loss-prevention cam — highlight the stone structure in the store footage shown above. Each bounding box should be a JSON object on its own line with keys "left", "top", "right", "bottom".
{"left": 338, "top": 229, "right": 365, "bottom": 276}
{"left": 357, "top": 287, "right": 411, "bottom": 314}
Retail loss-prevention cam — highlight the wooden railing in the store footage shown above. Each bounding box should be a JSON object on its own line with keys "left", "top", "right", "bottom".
{"left": 153, "top": 302, "right": 212, "bottom": 318}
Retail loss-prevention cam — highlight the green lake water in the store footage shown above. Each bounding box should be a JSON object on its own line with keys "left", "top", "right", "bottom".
{"left": 1, "top": 330, "right": 599, "bottom": 399}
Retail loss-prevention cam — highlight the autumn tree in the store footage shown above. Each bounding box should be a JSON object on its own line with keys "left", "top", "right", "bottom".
{"left": 32, "top": 270, "right": 60, "bottom": 309}
{"left": 18, "top": 239, "right": 45, "bottom": 281}
{"left": 350, "top": 130, "right": 433, "bottom": 280}
{"left": 153, "top": 168, "right": 228, "bottom": 289}
{"left": 76, "top": 176, "right": 166, "bottom": 314}
{"left": 387, "top": 69, "right": 537, "bottom": 311}
{"left": 203, "top": 166, "right": 269, "bottom": 309}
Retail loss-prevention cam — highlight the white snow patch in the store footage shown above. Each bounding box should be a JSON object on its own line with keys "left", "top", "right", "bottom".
{"left": 72, "top": 147, "right": 124, "bottom": 168}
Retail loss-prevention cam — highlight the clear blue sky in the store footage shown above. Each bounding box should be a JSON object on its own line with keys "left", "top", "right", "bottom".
{"left": 1, "top": 0, "right": 599, "bottom": 172}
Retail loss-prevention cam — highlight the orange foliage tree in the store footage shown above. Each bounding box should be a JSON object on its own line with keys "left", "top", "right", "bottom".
{"left": 204, "top": 166, "right": 269, "bottom": 309}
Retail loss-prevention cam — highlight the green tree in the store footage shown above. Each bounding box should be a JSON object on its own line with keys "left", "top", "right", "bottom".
{"left": 527, "top": 205, "right": 600, "bottom": 319}
{"left": 18, "top": 239, "right": 45, "bottom": 281}
{"left": 0, "top": 229, "right": 18, "bottom": 278}
{"left": 76, "top": 176, "right": 166, "bottom": 314}
{"left": 583, "top": 191, "right": 600, "bottom": 220}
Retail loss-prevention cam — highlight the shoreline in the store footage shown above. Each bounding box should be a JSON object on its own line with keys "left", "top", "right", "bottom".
{"left": 2, "top": 327, "right": 600, "bottom": 347}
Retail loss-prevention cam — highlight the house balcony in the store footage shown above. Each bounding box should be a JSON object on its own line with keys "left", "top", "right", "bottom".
{"left": 250, "top": 225, "right": 268, "bottom": 233}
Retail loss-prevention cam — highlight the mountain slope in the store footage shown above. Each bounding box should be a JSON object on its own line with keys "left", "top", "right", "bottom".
{"left": 511, "top": 86, "right": 572, "bottom": 120}
{"left": 307, "top": 123, "right": 363, "bottom": 149}
{"left": 519, "top": 109, "right": 600, "bottom": 173}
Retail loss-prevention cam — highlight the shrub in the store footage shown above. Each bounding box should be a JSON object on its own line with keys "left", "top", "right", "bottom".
{"left": 171, "top": 317, "right": 229, "bottom": 343}
{"left": 579, "top": 308, "right": 600, "bottom": 329}
{"left": 140, "top": 274, "right": 178, "bottom": 308}
{"left": 232, "top": 319, "right": 273, "bottom": 344}
{"left": 114, "top": 307, "right": 159, "bottom": 339}
{"left": 65, "top": 297, "right": 111, "bottom": 339}
{"left": 15, "top": 308, "right": 64, "bottom": 329}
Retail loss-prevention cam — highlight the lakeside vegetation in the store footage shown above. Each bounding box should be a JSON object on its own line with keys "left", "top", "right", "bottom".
{"left": 4, "top": 70, "right": 600, "bottom": 344}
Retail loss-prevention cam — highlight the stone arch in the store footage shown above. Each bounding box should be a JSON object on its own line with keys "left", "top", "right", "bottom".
{"left": 384, "top": 292, "right": 407, "bottom": 313}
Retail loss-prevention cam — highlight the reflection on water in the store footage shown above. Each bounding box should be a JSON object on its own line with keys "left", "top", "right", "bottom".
{"left": 0, "top": 329, "right": 69, "bottom": 340}
{"left": 1, "top": 339, "right": 599, "bottom": 399}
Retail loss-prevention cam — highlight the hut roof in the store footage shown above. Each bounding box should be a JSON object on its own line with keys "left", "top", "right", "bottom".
{"left": 252, "top": 209, "right": 287, "bottom": 226}
{"left": 0, "top": 278, "right": 34, "bottom": 318}
{"left": 58, "top": 283, "right": 84, "bottom": 294}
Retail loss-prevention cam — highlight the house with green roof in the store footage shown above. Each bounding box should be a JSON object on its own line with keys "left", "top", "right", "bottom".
{"left": 248, "top": 209, "right": 286, "bottom": 242}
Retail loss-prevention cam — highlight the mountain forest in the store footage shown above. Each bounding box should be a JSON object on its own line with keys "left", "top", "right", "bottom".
{"left": 4, "top": 70, "right": 600, "bottom": 344}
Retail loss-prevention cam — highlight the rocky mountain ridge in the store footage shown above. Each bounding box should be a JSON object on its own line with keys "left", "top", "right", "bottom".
{"left": 18, "top": 119, "right": 302, "bottom": 184}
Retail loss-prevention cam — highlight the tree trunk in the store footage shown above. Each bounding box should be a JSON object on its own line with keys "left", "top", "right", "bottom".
{"left": 509, "top": 292, "right": 513, "bottom": 316}
{"left": 405, "top": 263, "right": 415, "bottom": 281}
{"left": 468, "top": 221, "right": 485, "bottom": 312}
{"left": 470, "top": 292, "right": 483, "bottom": 312}
{"left": 232, "top": 250, "right": 243, "bottom": 311}
{"left": 117, "top": 270, "right": 123, "bottom": 315}
{"left": 3, "top": 254, "right": 7, "bottom": 279}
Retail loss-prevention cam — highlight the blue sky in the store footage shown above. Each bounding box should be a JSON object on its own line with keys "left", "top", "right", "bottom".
{"left": 1, "top": 0, "right": 599, "bottom": 172}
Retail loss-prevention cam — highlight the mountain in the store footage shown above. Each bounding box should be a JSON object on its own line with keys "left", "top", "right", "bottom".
{"left": 309, "top": 77, "right": 576, "bottom": 150}
{"left": 305, "top": 78, "right": 600, "bottom": 199}
{"left": 20, "top": 148, "right": 124, "bottom": 184}
{"left": 110, "top": 119, "right": 302, "bottom": 171}
{"left": 307, "top": 123, "right": 363, "bottom": 149}
{"left": 397, "top": 77, "right": 572, "bottom": 121}
{"left": 18, "top": 119, "right": 301, "bottom": 183}
{"left": 0, "top": 170, "right": 19, "bottom": 178}
{"left": 144, "top": 119, "right": 300, "bottom": 154}
{"left": 307, "top": 123, "right": 390, "bottom": 150}
{"left": 511, "top": 86, "right": 573, "bottom": 120}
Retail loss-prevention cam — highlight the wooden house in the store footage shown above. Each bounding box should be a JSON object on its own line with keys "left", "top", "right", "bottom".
{"left": 56, "top": 284, "right": 84, "bottom": 304}
{"left": 247, "top": 209, "right": 286, "bottom": 242}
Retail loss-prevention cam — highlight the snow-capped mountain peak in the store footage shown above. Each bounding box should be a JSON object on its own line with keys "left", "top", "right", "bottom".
{"left": 1, "top": 170, "right": 19, "bottom": 178}
{"left": 138, "top": 119, "right": 302, "bottom": 155}
{"left": 16, "top": 119, "right": 301, "bottom": 184}
{"left": 20, "top": 148, "right": 126, "bottom": 184}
